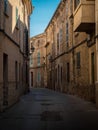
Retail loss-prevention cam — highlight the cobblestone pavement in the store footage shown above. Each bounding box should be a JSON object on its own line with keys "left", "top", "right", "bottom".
{"left": 0, "top": 88, "right": 98, "bottom": 130}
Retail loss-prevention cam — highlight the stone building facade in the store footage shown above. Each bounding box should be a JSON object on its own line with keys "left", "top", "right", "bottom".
{"left": 0, "top": 0, "right": 32, "bottom": 111}
{"left": 45, "top": 0, "right": 73, "bottom": 92}
{"left": 30, "top": 33, "right": 47, "bottom": 88}
{"left": 44, "top": 0, "right": 97, "bottom": 104}
{"left": 30, "top": 0, "right": 98, "bottom": 107}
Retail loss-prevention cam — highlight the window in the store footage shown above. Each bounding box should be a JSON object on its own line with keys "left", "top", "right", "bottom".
{"left": 74, "top": 0, "right": 80, "bottom": 10}
{"left": 57, "top": 33, "right": 59, "bottom": 55}
{"left": 58, "top": 65, "right": 59, "bottom": 85}
{"left": 66, "top": 63, "right": 70, "bottom": 82}
{"left": 25, "top": 29, "right": 28, "bottom": 55}
{"left": 76, "top": 52, "right": 80, "bottom": 68}
{"left": 16, "top": 7, "right": 18, "bottom": 23}
{"left": 55, "top": 68, "right": 57, "bottom": 82}
{"left": 4, "top": 0, "right": 8, "bottom": 15}
{"left": 26, "top": 63, "right": 28, "bottom": 83}
{"left": 59, "top": 29, "right": 63, "bottom": 44}
{"left": 3, "top": 53, "right": 8, "bottom": 105}
{"left": 61, "top": 67, "right": 62, "bottom": 83}
{"left": 91, "top": 52, "right": 95, "bottom": 83}
{"left": 15, "top": 61, "right": 18, "bottom": 89}
{"left": 16, "top": 7, "right": 19, "bottom": 29}
{"left": 30, "top": 55, "right": 33, "bottom": 67}
{"left": 66, "top": 22, "right": 69, "bottom": 47}
{"left": 37, "top": 40, "right": 40, "bottom": 47}
{"left": 37, "top": 52, "right": 40, "bottom": 66}
{"left": 31, "top": 72, "right": 33, "bottom": 86}
{"left": 19, "top": 63, "right": 21, "bottom": 83}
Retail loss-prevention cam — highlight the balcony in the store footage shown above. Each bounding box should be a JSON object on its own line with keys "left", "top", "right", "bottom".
{"left": 73, "top": 1, "right": 95, "bottom": 33}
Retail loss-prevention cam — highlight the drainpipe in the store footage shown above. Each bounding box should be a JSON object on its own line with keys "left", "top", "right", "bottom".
{"left": 95, "top": 0, "right": 98, "bottom": 108}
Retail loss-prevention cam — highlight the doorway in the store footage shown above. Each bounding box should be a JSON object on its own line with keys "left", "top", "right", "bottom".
{"left": 31, "top": 72, "right": 33, "bottom": 87}
{"left": 91, "top": 52, "right": 95, "bottom": 84}
{"left": 67, "top": 62, "right": 70, "bottom": 83}
{"left": 3, "top": 53, "right": 8, "bottom": 106}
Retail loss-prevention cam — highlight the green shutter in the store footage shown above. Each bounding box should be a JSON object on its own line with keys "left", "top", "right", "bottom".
{"left": 77, "top": 52, "right": 80, "bottom": 68}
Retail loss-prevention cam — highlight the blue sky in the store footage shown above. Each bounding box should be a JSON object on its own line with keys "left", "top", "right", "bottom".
{"left": 30, "top": 0, "right": 61, "bottom": 37}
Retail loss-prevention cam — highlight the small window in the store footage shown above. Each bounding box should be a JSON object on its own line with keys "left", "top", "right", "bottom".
{"left": 57, "top": 33, "right": 59, "bottom": 55}
{"left": 66, "top": 22, "right": 69, "bottom": 47}
{"left": 19, "top": 63, "right": 21, "bottom": 83}
{"left": 55, "top": 68, "right": 57, "bottom": 82}
{"left": 31, "top": 72, "right": 33, "bottom": 86}
{"left": 59, "top": 29, "right": 63, "bottom": 44}
{"left": 16, "top": 7, "right": 19, "bottom": 29}
{"left": 91, "top": 52, "right": 95, "bottom": 84}
{"left": 30, "top": 55, "right": 33, "bottom": 67}
{"left": 15, "top": 61, "right": 18, "bottom": 89}
{"left": 76, "top": 52, "right": 80, "bottom": 68}
{"left": 16, "top": 7, "right": 18, "bottom": 23}
{"left": 61, "top": 67, "right": 63, "bottom": 83}
{"left": 38, "top": 40, "right": 40, "bottom": 43}
{"left": 37, "top": 52, "right": 40, "bottom": 66}
{"left": 58, "top": 65, "right": 59, "bottom": 84}
{"left": 4, "top": 0, "right": 8, "bottom": 16}
{"left": 25, "top": 30, "right": 28, "bottom": 55}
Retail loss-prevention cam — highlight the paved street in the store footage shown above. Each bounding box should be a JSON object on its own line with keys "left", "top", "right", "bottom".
{"left": 0, "top": 88, "right": 98, "bottom": 130}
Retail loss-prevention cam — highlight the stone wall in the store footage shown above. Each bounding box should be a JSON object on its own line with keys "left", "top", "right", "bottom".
{"left": 44, "top": 0, "right": 96, "bottom": 103}
{"left": 0, "top": 0, "right": 32, "bottom": 111}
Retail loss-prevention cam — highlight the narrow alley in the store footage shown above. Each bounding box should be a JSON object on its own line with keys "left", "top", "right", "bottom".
{"left": 0, "top": 88, "right": 98, "bottom": 130}
{"left": 1, "top": 0, "right": 98, "bottom": 129}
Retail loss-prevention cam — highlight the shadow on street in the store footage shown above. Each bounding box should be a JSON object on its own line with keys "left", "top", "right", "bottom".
{"left": 0, "top": 88, "right": 98, "bottom": 130}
